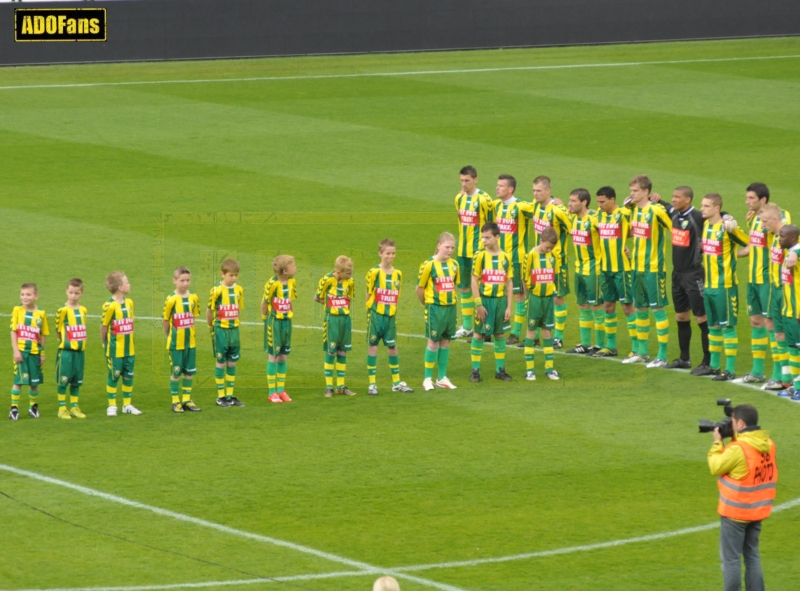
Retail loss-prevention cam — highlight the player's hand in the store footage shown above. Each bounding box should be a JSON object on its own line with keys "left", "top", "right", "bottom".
{"left": 722, "top": 214, "right": 738, "bottom": 233}
{"left": 475, "top": 306, "right": 487, "bottom": 322}
{"left": 13, "top": 350, "right": 22, "bottom": 363}
{"left": 623, "top": 196, "right": 633, "bottom": 207}
{"left": 551, "top": 197, "right": 563, "bottom": 206}
{"left": 649, "top": 193, "right": 662, "bottom": 203}
{"left": 713, "top": 427, "right": 722, "bottom": 442}
{"left": 504, "top": 306, "right": 512, "bottom": 322}
{"left": 787, "top": 252, "right": 798, "bottom": 268}
{"left": 40, "top": 354, "right": 45, "bottom": 366}
{"left": 624, "top": 246, "right": 631, "bottom": 258}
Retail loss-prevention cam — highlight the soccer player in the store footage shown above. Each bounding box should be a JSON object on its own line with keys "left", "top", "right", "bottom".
{"left": 163, "top": 266, "right": 201, "bottom": 413}
{"left": 565, "top": 188, "right": 605, "bottom": 355}
{"left": 316, "top": 255, "right": 356, "bottom": 397}
{"left": 454, "top": 166, "right": 494, "bottom": 339}
{"left": 742, "top": 183, "right": 791, "bottom": 385}
{"left": 54, "top": 278, "right": 87, "bottom": 419}
{"left": 622, "top": 175, "right": 672, "bottom": 367}
{"left": 491, "top": 175, "right": 534, "bottom": 345}
{"left": 777, "top": 224, "right": 800, "bottom": 400}
{"left": 469, "top": 223, "right": 513, "bottom": 383}
{"left": 593, "top": 187, "right": 635, "bottom": 358}
{"left": 417, "top": 232, "right": 460, "bottom": 391}
{"left": 522, "top": 227, "right": 561, "bottom": 381}
{"left": 530, "top": 176, "right": 572, "bottom": 348}
{"left": 9, "top": 283, "right": 48, "bottom": 420}
{"left": 207, "top": 258, "right": 245, "bottom": 407}
{"left": 700, "top": 193, "right": 749, "bottom": 380}
{"left": 262, "top": 255, "right": 297, "bottom": 403}
{"left": 365, "top": 240, "right": 413, "bottom": 395}
{"left": 101, "top": 271, "right": 140, "bottom": 416}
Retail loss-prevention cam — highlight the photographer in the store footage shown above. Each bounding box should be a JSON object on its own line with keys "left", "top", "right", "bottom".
{"left": 707, "top": 404, "right": 777, "bottom": 591}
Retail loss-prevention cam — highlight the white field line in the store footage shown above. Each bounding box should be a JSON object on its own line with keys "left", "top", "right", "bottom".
{"left": 4, "top": 312, "right": 784, "bottom": 398}
{"left": 0, "top": 54, "right": 799, "bottom": 91}
{"left": 0, "top": 463, "right": 460, "bottom": 592}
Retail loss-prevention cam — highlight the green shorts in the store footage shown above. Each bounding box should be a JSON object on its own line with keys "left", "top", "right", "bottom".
{"left": 475, "top": 296, "right": 510, "bottom": 336}
{"left": 456, "top": 256, "right": 473, "bottom": 289}
{"left": 704, "top": 286, "right": 739, "bottom": 328}
{"left": 265, "top": 316, "right": 292, "bottom": 356}
{"left": 324, "top": 313, "right": 352, "bottom": 353}
{"left": 527, "top": 295, "right": 555, "bottom": 329}
{"left": 107, "top": 355, "right": 135, "bottom": 382}
{"left": 768, "top": 286, "right": 784, "bottom": 332}
{"left": 510, "top": 260, "right": 522, "bottom": 294}
{"left": 367, "top": 311, "right": 397, "bottom": 347}
{"left": 556, "top": 263, "right": 570, "bottom": 297}
{"left": 214, "top": 326, "right": 240, "bottom": 363}
{"left": 55, "top": 349, "right": 84, "bottom": 387}
{"left": 13, "top": 351, "right": 43, "bottom": 387}
{"left": 170, "top": 348, "right": 197, "bottom": 376}
{"left": 575, "top": 271, "right": 600, "bottom": 306}
{"left": 601, "top": 270, "right": 633, "bottom": 304}
{"left": 747, "top": 282, "right": 770, "bottom": 317}
{"left": 425, "top": 304, "right": 457, "bottom": 342}
{"left": 784, "top": 313, "right": 800, "bottom": 348}
{"left": 634, "top": 271, "right": 669, "bottom": 309}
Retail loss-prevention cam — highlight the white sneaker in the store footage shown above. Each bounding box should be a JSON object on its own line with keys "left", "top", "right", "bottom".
{"left": 122, "top": 404, "right": 142, "bottom": 415}
{"left": 423, "top": 378, "right": 435, "bottom": 391}
{"left": 622, "top": 354, "right": 647, "bottom": 364}
{"left": 545, "top": 370, "right": 560, "bottom": 380}
{"left": 107, "top": 406, "right": 118, "bottom": 417}
{"left": 392, "top": 382, "right": 414, "bottom": 393}
{"left": 526, "top": 371, "right": 536, "bottom": 381}
{"left": 454, "top": 327, "right": 473, "bottom": 339}
{"left": 435, "top": 377, "right": 457, "bottom": 389}
{"left": 646, "top": 358, "right": 667, "bottom": 369}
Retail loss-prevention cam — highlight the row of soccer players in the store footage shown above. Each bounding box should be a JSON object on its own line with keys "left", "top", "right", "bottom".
{"left": 452, "top": 168, "right": 800, "bottom": 393}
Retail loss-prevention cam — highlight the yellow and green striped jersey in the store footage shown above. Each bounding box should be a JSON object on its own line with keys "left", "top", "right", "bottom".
{"left": 523, "top": 248, "right": 562, "bottom": 297}
{"left": 491, "top": 198, "right": 535, "bottom": 264}
{"left": 11, "top": 306, "right": 49, "bottom": 354}
{"left": 570, "top": 213, "right": 602, "bottom": 276}
{"left": 597, "top": 206, "right": 631, "bottom": 273}
{"left": 782, "top": 247, "right": 800, "bottom": 318}
{"left": 101, "top": 297, "right": 134, "bottom": 358}
{"left": 455, "top": 189, "right": 494, "bottom": 258}
{"left": 701, "top": 221, "right": 749, "bottom": 289}
{"left": 365, "top": 266, "right": 402, "bottom": 317}
{"left": 208, "top": 284, "right": 244, "bottom": 329}
{"left": 630, "top": 203, "right": 672, "bottom": 273}
{"left": 530, "top": 201, "right": 572, "bottom": 267}
{"left": 163, "top": 292, "right": 200, "bottom": 350}
{"left": 748, "top": 209, "right": 791, "bottom": 284}
{"left": 263, "top": 277, "right": 297, "bottom": 320}
{"left": 769, "top": 234, "right": 785, "bottom": 289}
{"left": 472, "top": 250, "right": 512, "bottom": 297}
{"left": 55, "top": 305, "right": 87, "bottom": 352}
{"left": 316, "top": 273, "right": 355, "bottom": 316}
{"left": 417, "top": 258, "right": 460, "bottom": 306}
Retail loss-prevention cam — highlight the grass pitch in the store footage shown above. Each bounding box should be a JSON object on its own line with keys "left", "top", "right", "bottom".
{"left": 1, "top": 37, "right": 800, "bottom": 591}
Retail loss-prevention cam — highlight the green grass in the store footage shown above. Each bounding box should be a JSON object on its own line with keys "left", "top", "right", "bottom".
{"left": 1, "top": 37, "right": 800, "bottom": 590}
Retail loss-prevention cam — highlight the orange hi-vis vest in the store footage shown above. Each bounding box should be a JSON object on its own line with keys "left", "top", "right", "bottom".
{"left": 717, "top": 439, "right": 778, "bottom": 521}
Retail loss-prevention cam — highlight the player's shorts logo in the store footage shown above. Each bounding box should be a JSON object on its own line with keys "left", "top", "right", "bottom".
{"left": 370, "top": 335, "right": 377, "bottom": 342}
{"left": 22, "top": 372, "right": 29, "bottom": 382}
{"left": 15, "top": 8, "right": 107, "bottom": 42}
{"left": 113, "top": 370, "right": 121, "bottom": 378}
{"left": 60, "top": 375, "right": 68, "bottom": 384}
{"left": 216, "top": 352, "right": 224, "bottom": 361}
{"left": 529, "top": 319, "right": 536, "bottom": 327}
{"left": 431, "top": 330, "right": 437, "bottom": 337}
{"left": 173, "top": 366, "right": 182, "bottom": 375}
{"left": 328, "top": 342, "right": 337, "bottom": 352}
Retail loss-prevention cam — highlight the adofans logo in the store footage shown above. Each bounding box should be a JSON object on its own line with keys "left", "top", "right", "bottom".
{"left": 15, "top": 8, "right": 106, "bottom": 42}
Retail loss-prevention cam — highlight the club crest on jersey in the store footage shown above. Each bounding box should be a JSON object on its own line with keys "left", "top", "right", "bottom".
{"left": 681, "top": 220, "right": 689, "bottom": 229}
{"left": 645, "top": 212, "right": 652, "bottom": 222}
{"left": 35, "top": 317, "right": 42, "bottom": 328}
{"left": 715, "top": 229, "right": 723, "bottom": 240}
{"left": 613, "top": 212, "right": 621, "bottom": 222}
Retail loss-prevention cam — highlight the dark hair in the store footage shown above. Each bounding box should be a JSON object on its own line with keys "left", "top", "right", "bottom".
{"left": 596, "top": 186, "right": 616, "bottom": 200}
{"left": 781, "top": 224, "right": 800, "bottom": 243}
{"left": 570, "top": 188, "right": 591, "bottom": 207}
{"left": 747, "top": 182, "right": 770, "bottom": 202}
{"left": 732, "top": 404, "right": 759, "bottom": 427}
{"left": 540, "top": 226, "right": 558, "bottom": 245}
{"left": 67, "top": 278, "right": 84, "bottom": 290}
{"left": 460, "top": 165, "right": 478, "bottom": 178}
{"left": 675, "top": 186, "right": 694, "bottom": 200}
{"left": 498, "top": 174, "right": 516, "bottom": 192}
{"left": 481, "top": 222, "right": 500, "bottom": 236}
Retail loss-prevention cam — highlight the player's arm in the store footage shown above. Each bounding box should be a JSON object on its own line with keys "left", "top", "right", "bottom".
{"left": 206, "top": 288, "right": 217, "bottom": 328}
{"left": 314, "top": 276, "right": 327, "bottom": 305}
{"left": 100, "top": 302, "right": 113, "bottom": 348}
{"left": 365, "top": 269, "right": 376, "bottom": 305}
{"left": 655, "top": 205, "right": 673, "bottom": 231}
{"left": 470, "top": 273, "right": 485, "bottom": 321}
{"left": 730, "top": 227, "right": 750, "bottom": 249}
{"left": 261, "top": 283, "right": 270, "bottom": 320}
{"left": 162, "top": 297, "right": 172, "bottom": 337}
{"left": 38, "top": 319, "right": 47, "bottom": 364}
{"left": 55, "top": 307, "right": 63, "bottom": 346}
{"left": 416, "top": 262, "right": 431, "bottom": 306}
{"left": 9, "top": 312, "right": 21, "bottom": 362}
{"left": 503, "top": 261, "right": 513, "bottom": 322}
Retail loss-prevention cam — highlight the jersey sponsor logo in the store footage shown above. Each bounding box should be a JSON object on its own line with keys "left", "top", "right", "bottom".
{"left": 533, "top": 216, "right": 552, "bottom": 234}
{"left": 111, "top": 318, "right": 133, "bottom": 336}
{"left": 217, "top": 304, "right": 239, "bottom": 320}
{"left": 702, "top": 238, "right": 722, "bottom": 256}
{"left": 65, "top": 324, "right": 87, "bottom": 341}
{"left": 598, "top": 222, "right": 621, "bottom": 239}
{"left": 531, "top": 268, "right": 555, "bottom": 284}
{"left": 375, "top": 288, "right": 399, "bottom": 305}
{"left": 750, "top": 229, "right": 767, "bottom": 248}
{"left": 272, "top": 297, "right": 292, "bottom": 313}
{"left": 458, "top": 209, "right": 479, "bottom": 227}
{"left": 771, "top": 246, "right": 784, "bottom": 264}
{"left": 172, "top": 312, "right": 195, "bottom": 329}
{"left": 631, "top": 221, "right": 651, "bottom": 239}
{"left": 481, "top": 269, "right": 506, "bottom": 285}
{"left": 15, "top": 8, "right": 106, "bottom": 42}
{"left": 327, "top": 295, "right": 351, "bottom": 309}
{"left": 672, "top": 229, "right": 690, "bottom": 247}
{"left": 782, "top": 266, "right": 794, "bottom": 286}
{"left": 434, "top": 276, "right": 455, "bottom": 293}
{"left": 16, "top": 323, "right": 40, "bottom": 341}
{"left": 571, "top": 229, "right": 590, "bottom": 246}
{"left": 496, "top": 217, "right": 517, "bottom": 235}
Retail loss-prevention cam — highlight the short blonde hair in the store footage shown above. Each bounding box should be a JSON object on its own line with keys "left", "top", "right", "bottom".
{"left": 105, "top": 271, "right": 126, "bottom": 293}
{"left": 437, "top": 232, "right": 456, "bottom": 245}
{"left": 704, "top": 193, "right": 723, "bottom": 208}
{"left": 372, "top": 576, "right": 400, "bottom": 591}
{"left": 273, "top": 254, "right": 295, "bottom": 275}
{"left": 221, "top": 258, "right": 240, "bottom": 274}
{"left": 334, "top": 255, "right": 354, "bottom": 273}
{"left": 173, "top": 266, "right": 191, "bottom": 278}
{"left": 761, "top": 203, "right": 782, "bottom": 219}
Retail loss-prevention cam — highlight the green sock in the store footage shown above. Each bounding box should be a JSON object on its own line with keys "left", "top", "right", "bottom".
{"left": 636, "top": 310, "right": 650, "bottom": 357}
{"left": 709, "top": 328, "right": 723, "bottom": 370}
{"left": 544, "top": 336, "right": 555, "bottom": 372}
{"left": 11, "top": 387, "right": 20, "bottom": 407}
{"left": 437, "top": 347, "right": 450, "bottom": 380}
{"left": 335, "top": 354, "right": 347, "bottom": 389}
{"left": 470, "top": 336, "right": 484, "bottom": 370}
{"left": 494, "top": 337, "right": 506, "bottom": 372}
{"left": 579, "top": 309, "right": 593, "bottom": 347}
{"left": 324, "top": 353, "right": 335, "bottom": 388}
{"left": 69, "top": 385, "right": 80, "bottom": 408}
{"left": 769, "top": 331, "right": 781, "bottom": 381}
{"left": 57, "top": 384, "right": 68, "bottom": 407}
{"left": 524, "top": 337, "right": 535, "bottom": 372}
{"left": 723, "top": 327, "right": 738, "bottom": 374}
{"left": 215, "top": 365, "right": 225, "bottom": 397}
{"left": 593, "top": 309, "right": 606, "bottom": 349}
{"left": 169, "top": 378, "right": 180, "bottom": 404}
{"left": 750, "top": 326, "right": 768, "bottom": 377}
{"left": 181, "top": 378, "right": 194, "bottom": 403}
{"left": 424, "top": 348, "right": 437, "bottom": 380}
{"left": 267, "top": 360, "right": 278, "bottom": 395}
{"left": 605, "top": 310, "right": 618, "bottom": 350}
{"left": 367, "top": 354, "right": 378, "bottom": 385}
{"left": 626, "top": 312, "right": 637, "bottom": 349}
{"left": 388, "top": 353, "right": 400, "bottom": 384}
{"left": 779, "top": 339, "right": 792, "bottom": 384}
{"left": 512, "top": 300, "right": 526, "bottom": 337}
{"left": 554, "top": 303, "right": 567, "bottom": 340}
{"left": 653, "top": 308, "right": 669, "bottom": 361}
{"left": 276, "top": 361, "right": 287, "bottom": 393}
{"left": 28, "top": 389, "right": 38, "bottom": 407}
{"left": 791, "top": 348, "right": 800, "bottom": 390}
{"left": 461, "top": 289, "right": 474, "bottom": 330}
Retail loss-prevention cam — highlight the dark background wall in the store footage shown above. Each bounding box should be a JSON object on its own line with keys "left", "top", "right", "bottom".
{"left": 1, "top": 0, "right": 799, "bottom": 66}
